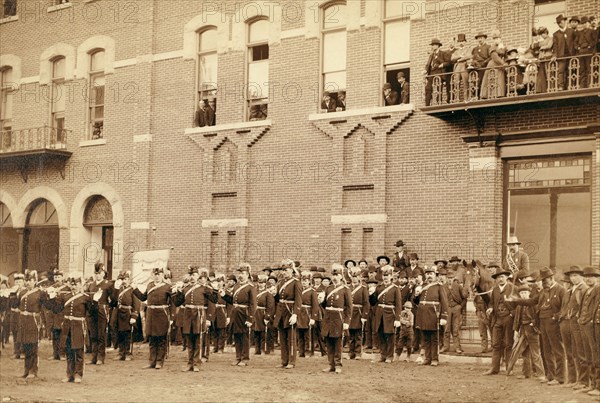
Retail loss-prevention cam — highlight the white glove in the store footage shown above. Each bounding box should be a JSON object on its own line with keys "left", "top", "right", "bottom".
{"left": 245, "top": 321, "right": 252, "bottom": 328}
{"left": 129, "top": 318, "right": 136, "bottom": 325}
{"left": 219, "top": 289, "right": 226, "bottom": 297}
{"left": 264, "top": 319, "right": 269, "bottom": 326}
{"left": 514, "top": 331, "right": 519, "bottom": 340}
{"left": 93, "top": 289, "right": 102, "bottom": 302}
{"left": 440, "top": 319, "right": 447, "bottom": 326}
{"left": 46, "top": 287, "right": 57, "bottom": 299}
{"left": 343, "top": 323, "right": 349, "bottom": 331}
{"left": 206, "top": 320, "right": 211, "bottom": 327}
{"left": 317, "top": 292, "right": 325, "bottom": 303}
{"left": 394, "top": 320, "right": 401, "bottom": 328}
{"left": 226, "top": 317, "right": 230, "bottom": 326}
{"left": 114, "top": 279, "right": 122, "bottom": 289}
{"left": 309, "top": 319, "right": 315, "bottom": 326}
{"left": 289, "top": 314, "right": 297, "bottom": 325}
{"left": 361, "top": 318, "right": 367, "bottom": 324}
{"left": 486, "top": 308, "right": 493, "bottom": 317}
{"left": 169, "top": 320, "right": 173, "bottom": 326}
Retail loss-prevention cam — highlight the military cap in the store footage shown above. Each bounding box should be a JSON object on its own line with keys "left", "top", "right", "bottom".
{"left": 152, "top": 267, "right": 164, "bottom": 275}
{"left": 381, "top": 265, "right": 394, "bottom": 275}
{"left": 301, "top": 271, "right": 313, "bottom": 279}
{"left": 14, "top": 273, "right": 25, "bottom": 280}
{"left": 312, "top": 272, "right": 322, "bottom": 279}
{"left": 424, "top": 266, "right": 437, "bottom": 274}
{"left": 555, "top": 14, "right": 567, "bottom": 23}
{"left": 117, "top": 270, "right": 131, "bottom": 280}
{"left": 25, "top": 270, "right": 38, "bottom": 282}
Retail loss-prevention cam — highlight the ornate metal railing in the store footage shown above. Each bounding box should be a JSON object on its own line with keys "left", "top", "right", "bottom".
{"left": 0, "top": 126, "right": 70, "bottom": 154}
{"left": 426, "top": 54, "right": 600, "bottom": 107}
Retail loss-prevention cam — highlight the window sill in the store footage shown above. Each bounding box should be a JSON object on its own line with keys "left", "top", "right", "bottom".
{"left": 0, "top": 15, "right": 18, "bottom": 24}
{"left": 79, "top": 138, "right": 107, "bottom": 147}
{"left": 308, "top": 104, "right": 414, "bottom": 121}
{"left": 184, "top": 119, "right": 272, "bottom": 135}
{"left": 47, "top": 2, "right": 72, "bottom": 12}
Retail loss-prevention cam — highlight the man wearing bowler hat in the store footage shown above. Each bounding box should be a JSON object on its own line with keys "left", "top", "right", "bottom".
{"left": 424, "top": 38, "right": 450, "bottom": 106}
{"left": 552, "top": 14, "right": 576, "bottom": 90}
{"left": 564, "top": 265, "right": 589, "bottom": 390}
{"left": 484, "top": 267, "right": 515, "bottom": 375}
{"left": 577, "top": 266, "right": 600, "bottom": 394}
{"left": 85, "top": 262, "right": 113, "bottom": 365}
{"left": 471, "top": 32, "right": 491, "bottom": 93}
{"left": 392, "top": 240, "right": 410, "bottom": 273}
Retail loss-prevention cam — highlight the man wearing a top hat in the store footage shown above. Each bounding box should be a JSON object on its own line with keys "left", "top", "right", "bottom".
{"left": 392, "top": 240, "right": 410, "bottom": 273}
{"left": 84, "top": 262, "right": 113, "bottom": 366}
{"left": 553, "top": 14, "right": 576, "bottom": 90}
{"left": 504, "top": 236, "right": 529, "bottom": 281}
{"left": 132, "top": 267, "right": 174, "bottom": 369}
{"left": 219, "top": 263, "right": 256, "bottom": 366}
{"left": 484, "top": 266, "right": 515, "bottom": 375}
{"left": 369, "top": 265, "right": 402, "bottom": 363}
{"left": 441, "top": 268, "right": 466, "bottom": 354}
{"left": 348, "top": 267, "right": 369, "bottom": 360}
{"left": 174, "top": 266, "right": 218, "bottom": 371}
{"left": 108, "top": 270, "right": 140, "bottom": 362}
{"left": 253, "top": 273, "right": 274, "bottom": 355}
{"left": 564, "top": 265, "right": 589, "bottom": 390}
{"left": 577, "top": 266, "right": 600, "bottom": 395}
{"left": 450, "top": 33, "right": 472, "bottom": 101}
{"left": 424, "top": 38, "right": 450, "bottom": 106}
{"left": 414, "top": 266, "right": 448, "bottom": 366}
{"left": 273, "top": 259, "right": 302, "bottom": 369}
{"left": 319, "top": 264, "right": 352, "bottom": 373}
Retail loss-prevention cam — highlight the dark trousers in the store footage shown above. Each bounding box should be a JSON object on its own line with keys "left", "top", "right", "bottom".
{"left": 581, "top": 322, "right": 596, "bottom": 387}
{"left": 65, "top": 335, "right": 83, "bottom": 379}
{"left": 491, "top": 315, "right": 514, "bottom": 373}
{"left": 476, "top": 310, "right": 490, "bottom": 350}
{"left": 52, "top": 328, "right": 63, "bottom": 359}
{"left": 311, "top": 322, "right": 325, "bottom": 355}
{"left": 297, "top": 328, "right": 310, "bottom": 357}
{"left": 570, "top": 318, "right": 588, "bottom": 385}
{"left": 22, "top": 342, "right": 38, "bottom": 376}
{"left": 202, "top": 331, "right": 210, "bottom": 359}
{"left": 185, "top": 333, "right": 201, "bottom": 368}
{"left": 557, "top": 60, "right": 567, "bottom": 90}
{"left": 117, "top": 330, "right": 132, "bottom": 359}
{"left": 213, "top": 327, "right": 226, "bottom": 352}
{"left": 578, "top": 54, "right": 591, "bottom": 88}
{"left": 396, "top": 326, "right": 414, "bottom": 357}
{"left": 267, "top": 325, "right": 277, "bottom": 353}
{"left": 234, "top": 331, "right": 250, "bottom": 362}
{"left": 594, "top": 321, "right": 600, "bottom": 390}
{"left": 278, "top": 325, "right": 296, "bottom": 366}
{"left": 326, "top": 336, "right": 342, "bottom": 370}
{"left": 539, "top": 317, "right": 565, "bottom": 382}
{"left": 444, "top": 305, "right": 462, "bottom": 349}
{"left": 560, "top": 319, "right": 577, "bottom": 383}
{"left": 413, "top": 327, "right": 422, "bottom": 352}
{"left": 520, "top": 325, "right": 544, "bottom": 377}
{"left": 364, "top": 316, "right": 375, "bottom": 349}
{"left": 348, "top": 328, "right": 362, "bottom": 358}
{"left": 88, "top": 312, "right": 107, "bottom": 363}
{"left": 148, "top": 335, "right": 166, "bottom": 366}
{"left": 12, "top": 327, "right": 20, "bottom": 357}
{"left": 422, "top": 329, "right": 439, "bottom": 363}
{"left": 378, "top": 327, "right": 394, "bottom": 360}
{"left": 253, "top": 330, "right": 266, "bottom": 354}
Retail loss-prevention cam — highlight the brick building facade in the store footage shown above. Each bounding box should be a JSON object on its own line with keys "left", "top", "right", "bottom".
{"left": 1, "top": 0, "right": 598, "bottom": 280}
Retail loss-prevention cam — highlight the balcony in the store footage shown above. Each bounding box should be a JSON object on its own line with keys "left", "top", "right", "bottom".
{"left": 0, "top": 126, "right": 73, "bottom": 182}
{"left": 421, "top": 55, "right": 600, "bottom": 117}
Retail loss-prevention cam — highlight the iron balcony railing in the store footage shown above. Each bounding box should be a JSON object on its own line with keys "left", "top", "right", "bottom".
{"left": 425, "top": 54, "right": 600, "bottom": 107}
{"left": 0, "top": 126, "right": 70, "bottom": 154}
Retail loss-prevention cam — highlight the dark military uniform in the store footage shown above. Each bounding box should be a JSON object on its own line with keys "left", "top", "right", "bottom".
{"left": 297, "top": 287, "right": 319, "bottom": 357}
{"left": 253, "top": 287, "right": 275, "bottom": 354}
{"left": 273, "top": 276, "right": 302, "bottom": 367}
{"left": 48, "top": 290, "right": 94, "bottom": 381}
{"left": 348, "top": 283, "right": 369, "bottom": 359}
{"left": 47, "top": 283, "right": 69, "bottom": 360}
{"left": 85, "top": 279, "right": 113, "bottom": 364}
{"left": 415, "top": 281, "right": 448, "bottom": 364}
{"left": 212, "top": 292, "right": 229, "bottom": 353}
{"left": 369, "top": 282, "right": 402, "bottom": 362}
{"left": 14, "top": 287, "right": 49, "bottom": 377}
{"left": 320, "top": 283, "right": 351, "bottom": 372}
{"left": 108, "top": 285, "right": 140, "bottom": 360}
{"left": 8, "top": 287, "right": 22, "bottom": 358}
{"left": 133, "top": 281, "right": 174, "bottom": 368}
{"left": 222, "top": 281, "right": 256, "bottom": 365}
{"left": 175, "top": 282, "right": 218, "bottom": 370}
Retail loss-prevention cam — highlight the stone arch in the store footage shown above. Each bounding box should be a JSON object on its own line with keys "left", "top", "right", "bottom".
{"left": 13, "top": 187, "right": 68, "bottom": 229}
{"left": 69, "top": 183, "right": 124, "bottom": 276}
{"left": 0, "top": 190, "right": 18, "bottom": 222}
{"left": 39, "top": 42, "right": 76, "bottom": 85}
{"left": 183, "top": 12, "right": 229, "bottom": 59}
{"left": 231, "top": 1, "right": 282, "bottom": 51}
{"left": 76, "top": 35, "right": 116, "bottom": 77}
{"left": 0, "top": 54, "right": 22, "bottom": 86}
{"left": 304, "top": 0, "right": 359, "bottom": 38}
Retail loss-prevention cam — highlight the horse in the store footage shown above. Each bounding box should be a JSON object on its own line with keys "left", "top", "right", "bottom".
{"left": 463, "top": 259, "right": 495, "bottom": 306}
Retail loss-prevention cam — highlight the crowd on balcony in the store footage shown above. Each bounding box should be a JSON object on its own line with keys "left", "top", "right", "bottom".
{"left": 424, "top": 14, "right": 600, "bottom": 106}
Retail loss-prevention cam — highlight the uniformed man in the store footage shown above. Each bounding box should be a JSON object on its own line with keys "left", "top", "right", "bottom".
{"left": 8, "top": 273, "right": 25, "bottom": 358}
{"left": 212, "top": 274, "right": 229, "bottom": 353}
{"left": 484, "top": 268, "right": 515, "bottom": 375}
{"left": 442, "top": 269, "right": 466, "bottom": 354}
{"left": 85, "top": 262, "right": 113, "bottom": 365}
{"left": 319, "top": 264, "right": 351, "bottom": 373}
{"left": 311, "top": 271, "right": 326, "bottom": 357}
{"left": 47, "top": 270, "right": 68, "bottom": 361}
{"left": 369, "top": 265, "right": 402, "bottom": 363}
{"left": 253, "top": 274, "right": 274, "bottom": 355}
{"left": 577, "top": 266, "right": 600, "bottom": 394}
{"left": 414, "top": 266, "right": 448, "bottom": 366}
{"left": 297, "top": 271, "right": 319, "bottom": 358}
{"left": 132, "top": 267, "right": 174, "bottom": 369}
{"left": 348, "top": 267, "right": 369, "bottom": 360}
{"left": 220, "top": 263, "right": 256, "bottom": 366}
{"left": 198, "top": 269, "right": 216, "bottom": 362}
{"left": 47, "top": 276, "right": 96, "bottom": 383}
{"left": 272, "top": 259, "right": 302, "bottom": 369}
{"left": 108, "top": 270, "right": 139, "bottom": 361}
{"left": 504, "top": 236, "right": 530, "bottom": 280}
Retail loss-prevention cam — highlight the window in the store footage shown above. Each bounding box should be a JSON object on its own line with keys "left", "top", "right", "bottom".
{"left": 0, "top": 68, "right": 13, "bottom": 151}
{"left": 88, "top": 50, "right": 105, "bottom": 139}
{"left": 197, "top": 28, "right": 217, "bottom": 126}
{"left": 505, "top": 155, "right": 591, "bottom": 271}
{"left": 2, "top": 0, "right": 16, "bottom": 18}
{"left": 383, "top": 0, "right": 410, "bottom": 105}
{"left": 51, "top": 57, "right": 65, "bottom": 143}
{"left": 533, "top": 0, "right": 565, "bottom": 34}
{"left": 321, "top": 3, "right": 346, "bottom": 112}
{"left": 247, "top": 19, "right": 269, "bottom": 121}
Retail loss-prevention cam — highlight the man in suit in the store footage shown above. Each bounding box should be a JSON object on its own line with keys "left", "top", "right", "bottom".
{"left": 383, "top": 83, "right": 398, "bottom": 106}
{"left": 471, "top": 32, "right": 491, "bottom": 95}
{"left": 553, "top": 14, "right": 576, "bottom": 90}
{"left": 392, "top": 240, "right": 410, "bottom": 272}
{"left": 441, "top": 269, "right": 466, "bottom": 354}
{"left": 450, "top": 33, "right": 472, "bottom": 101}
{"left": 206, "top": 99, "right": 216, "bottom": 126}
{"left": 194, "top": 100, "right": 207, "bottom": 127}
{"left": 484, "top": 268, "right": 515, "bottom": 375}
{"left": 575, "top": 16, "right": 596, "bottom": 88}
{"left": 424, "top": 38, "right": 450, "bottom": 106}
{"left": 320, "top": 92, "right": 337, "bottom": 112}
{"left": 396, "top": 73, "right": 410, "bottom": 104}
{"left": 337, "top": 91, "right": 346, "bottom": 111}
{"left": 577, "top": 266, "right": 599, "bottom": 394}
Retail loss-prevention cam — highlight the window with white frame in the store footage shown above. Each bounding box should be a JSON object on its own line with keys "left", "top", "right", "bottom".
{"left": 533, "top": 0, "right": 565, "bottom": 34}
{"left": 88, "top": 50, "right": 105, "bottom": 139}
{"left": 0, "top": 68, "right": 13, "bottom": 151}
{"left": 383, "top": 0, "right": 410, "bottom": 105}
{"left": 197, "top": 27, "right": 217, "bottom": 127}
{"left": 321, "top": 2, "right": 346, "bottom": 112}
{"left": 247, "top": 19, "right": 269, "bottom": 121}
{"left": 1, "top": 0, "right": 17, "bottom": 18}
{"left": 51, "top": 57, "right": 65, "bottom": 143}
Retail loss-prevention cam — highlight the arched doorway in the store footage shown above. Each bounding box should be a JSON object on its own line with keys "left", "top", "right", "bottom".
{"left": 83, "top": 195, "right": 113, "bottom": 279}
{"left": 0, "top": 202, "right": 19, "bottom": 276}
{"left": 23, "top": 199, "right": 59, "bottom": 273}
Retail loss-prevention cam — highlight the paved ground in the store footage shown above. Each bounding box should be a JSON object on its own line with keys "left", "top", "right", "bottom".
{"left": 0, "top": 341, "right": 596, "bottom": 402}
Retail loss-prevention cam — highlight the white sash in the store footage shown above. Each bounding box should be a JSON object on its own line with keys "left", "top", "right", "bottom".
{"left": 351, "top": 285, "right": 363, "bottom": 295}
{"left": 278, "top": 278, "right": 295, "bottom": 296}
{"left": 377, "top": 284, "right": 396, "bottom": 301}
{"left": 233, "top": 283, "right": 250, "bottom": 299}
{"left": 147, "top": 282, "right": 164, "bottom": 296}
{"left": 64, "top": 293, "right": 85, "bottom": 308}
{"left": 326, "top": 285, "right": 345, "bottom": 300}
{"left": 184, "top": 283, "right": 202, "bottom": 298}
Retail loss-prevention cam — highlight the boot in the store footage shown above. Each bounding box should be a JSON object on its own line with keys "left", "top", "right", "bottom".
{"left": 455, "top": 338, "right": 463, "bottom": 354}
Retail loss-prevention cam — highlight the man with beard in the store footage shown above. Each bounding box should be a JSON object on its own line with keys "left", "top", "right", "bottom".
{"left": 47, "top": 270, "right": 68, "bottom": 361}
{"left": 85, "top": 262, "right": 113, "bottom": 365}
{"left": 484, "top": 268, "right": 515, "bottom": 375}
{"left": 369, "top": 265, "right": 402, "bottom": 363}
{"left": 297, "top": 271, "right": 318, "bottom": 358}
{"left": 273, "top": 260, "right": 302, "bottom": 369}
{"left": 348, "top": 267, "right": 369, "bottom": 360}
{"left": 109, "top": 270, "right": 140, "bottom": 361}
